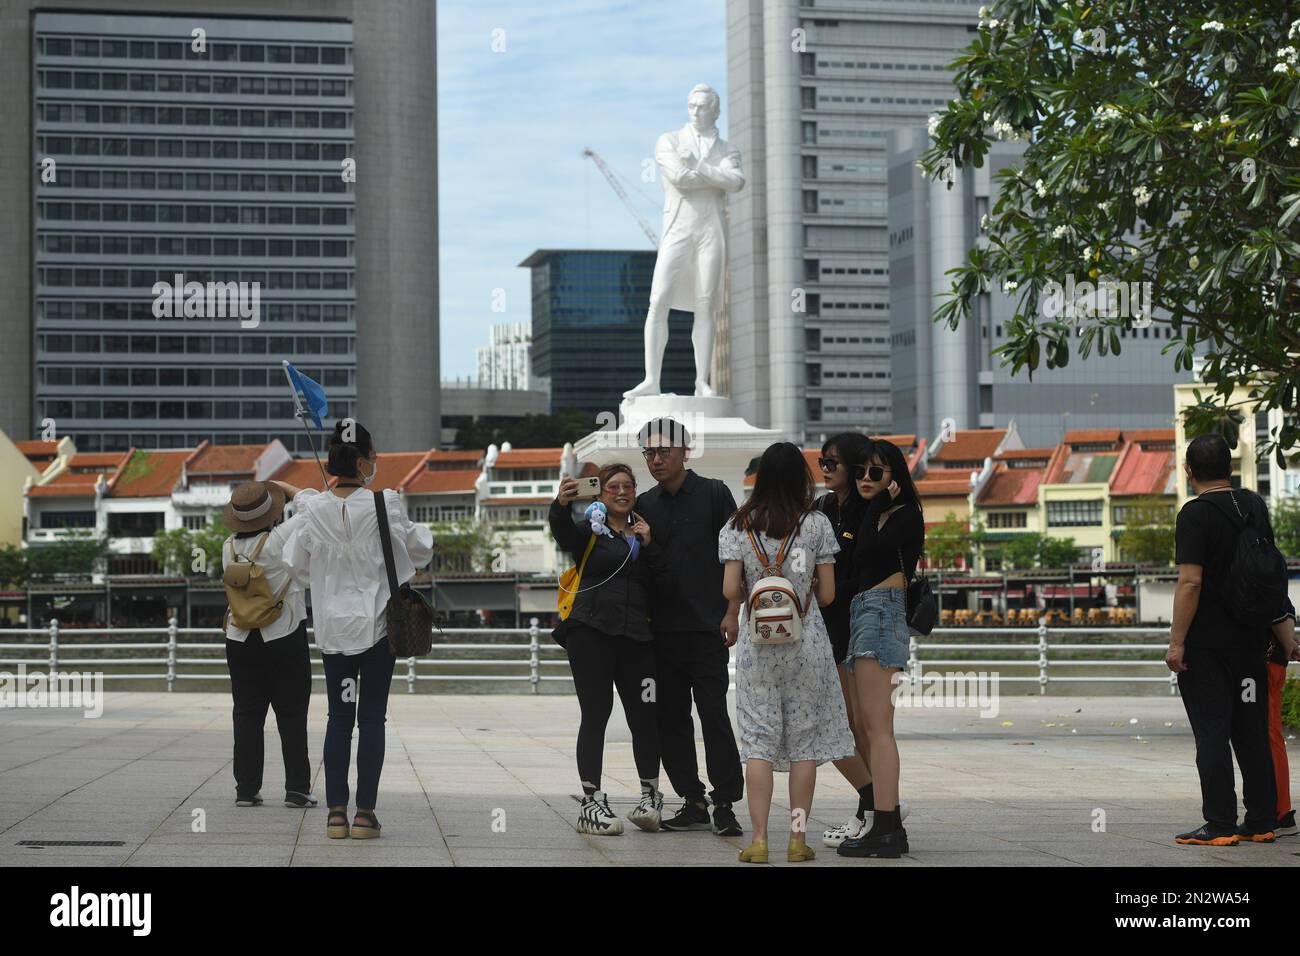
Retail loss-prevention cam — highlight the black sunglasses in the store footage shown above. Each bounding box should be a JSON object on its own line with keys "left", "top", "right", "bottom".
{"left": 852, "top": 464, "right": 887, "bottom": 482}
{"left": 817, "top": 457, "right": 841, "bottom": 471}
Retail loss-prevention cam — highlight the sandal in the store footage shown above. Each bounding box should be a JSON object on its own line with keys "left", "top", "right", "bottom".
{"left": 327, "top": 807, "right": 350, "bottom": 840}
{"left": 351, "top": 809, "right": 382, "bottom": 840}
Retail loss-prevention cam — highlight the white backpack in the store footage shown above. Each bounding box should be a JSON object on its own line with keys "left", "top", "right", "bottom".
{"left": 744, "top": 514, "right": 814, "bottom": 647}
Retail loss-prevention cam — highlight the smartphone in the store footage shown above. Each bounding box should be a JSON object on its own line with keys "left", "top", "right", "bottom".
{"left": 575, "top": 476, "right": 602, "bottom": 499}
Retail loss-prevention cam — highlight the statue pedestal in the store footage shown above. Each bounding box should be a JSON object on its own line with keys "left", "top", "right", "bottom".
{"left": 572, "top": 393, "right": 782, "bottom": 502}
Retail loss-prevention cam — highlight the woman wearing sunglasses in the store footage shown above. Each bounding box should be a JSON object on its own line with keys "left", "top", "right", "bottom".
{"left": 837, "top": 438, "right": 924, "bottom": 859}
{"left": 815, "top": 432, "right": 905, "bottom": 847}
{"left": 550, "top": 463, "right": 669, "bottom": 836}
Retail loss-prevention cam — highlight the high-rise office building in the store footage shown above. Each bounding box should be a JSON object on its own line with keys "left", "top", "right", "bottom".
{"left": 476, "top": 322, "right": 537, "bottom": 392}
{"left": 0, "top": 1, "right": 438, "bottom": 452}
{"left": 888, "top": 130, "right": 1191, "bottom": 448}
{"left": 726, "top": 0, "right": 981, "bottom": 443}
{"left": 521, "top": 249, "right": 695, "bottom": 418}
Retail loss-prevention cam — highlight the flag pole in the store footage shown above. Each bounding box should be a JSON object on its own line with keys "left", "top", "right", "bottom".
{"left": 282, "top": 361, "right": 329, "bottom": 490}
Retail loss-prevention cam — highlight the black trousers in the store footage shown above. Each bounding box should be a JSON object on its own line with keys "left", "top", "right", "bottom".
{"left": 224, "top": 622, "right": 312, "bottom": 799}
{"left": 653, "top": 629, "right": 743, "bottom": 805}
{"left": 1177, "top": 641, "right": 1277, "bottom": 831}
{"left": 565, "top": 623, "right": 660, "bottom": 791}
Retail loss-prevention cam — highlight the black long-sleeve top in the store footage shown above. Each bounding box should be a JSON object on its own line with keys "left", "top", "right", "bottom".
{"left": 816, "top": 491, "right": 866, "bottom": 644}
{"left": 548, "top": 500, "right": 669, "bottom": 641}
{"left": 848, "top": 490, "right": 925, "bottom": 596}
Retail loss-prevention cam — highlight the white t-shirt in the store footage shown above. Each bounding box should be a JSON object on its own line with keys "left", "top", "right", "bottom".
{"left": 281, "top": 487, "right": 435, "bottom": 655}
{"left": 222, "top": 525, "right": 307, "bottom": 643}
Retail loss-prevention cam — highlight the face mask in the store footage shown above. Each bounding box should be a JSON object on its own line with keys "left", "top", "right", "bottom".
{"left": 360, "top": 459, "right": 377, "bottom": 486}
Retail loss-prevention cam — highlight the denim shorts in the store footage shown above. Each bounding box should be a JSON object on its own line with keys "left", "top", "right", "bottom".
{"left": 846, "top": 587, "right": 910, "bottom": 671}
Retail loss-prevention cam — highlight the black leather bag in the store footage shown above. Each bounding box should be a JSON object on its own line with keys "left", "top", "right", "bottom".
{"left": 898, "top": 547, "right": 937, "bottom": 636}
{"left": 374, "top": 491, "right": 434, "bottom": 657}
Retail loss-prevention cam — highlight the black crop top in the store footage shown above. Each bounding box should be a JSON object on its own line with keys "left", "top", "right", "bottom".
{"left": 848, "top": 490, "right": 925, "bottom": 595}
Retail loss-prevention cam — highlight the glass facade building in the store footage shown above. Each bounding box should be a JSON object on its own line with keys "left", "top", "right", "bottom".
{"left": 521, "top": 249, "right": 695, "bottom": 418}
{"left": 32, "top": 11, "right": 356, "bottom": 452}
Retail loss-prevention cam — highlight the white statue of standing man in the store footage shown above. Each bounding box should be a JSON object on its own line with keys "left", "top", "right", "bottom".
{"left": 624, "top": 84, "right": 745, "bottom": 400}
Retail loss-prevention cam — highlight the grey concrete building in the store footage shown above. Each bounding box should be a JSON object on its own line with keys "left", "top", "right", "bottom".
{"left": 726, "top": 0, "right": 981, "bottom": 443}
{"left": 888, "top": 129, "right": 1190, "bottom": 448}
{"left": 0, "top": 0, "right": 438, "bottom": 453}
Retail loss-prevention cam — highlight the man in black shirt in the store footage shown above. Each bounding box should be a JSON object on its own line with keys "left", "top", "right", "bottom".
{"left": 634, "top": 418, "right": 745, "bottom": 834}
{"left": 1167, "top": 434, "right": 1297, "bottom": 845}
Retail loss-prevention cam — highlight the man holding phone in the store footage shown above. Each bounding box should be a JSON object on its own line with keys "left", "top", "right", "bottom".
{"left": 634, "top": 417, "right": 745, "bottom": 834}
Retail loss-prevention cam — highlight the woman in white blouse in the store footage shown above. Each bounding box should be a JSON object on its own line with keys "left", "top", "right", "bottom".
{"left": 282, "top": 420, "right": 433, "bottom": 840}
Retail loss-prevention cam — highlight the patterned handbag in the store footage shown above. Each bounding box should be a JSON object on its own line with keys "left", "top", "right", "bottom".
{"left": 373, "top": 491, "right": 435, "bottom": 657}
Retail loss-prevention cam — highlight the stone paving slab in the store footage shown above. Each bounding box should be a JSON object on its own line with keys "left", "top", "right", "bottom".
{"left": 0, "top": 691, "right": 1296, "bottom": 867}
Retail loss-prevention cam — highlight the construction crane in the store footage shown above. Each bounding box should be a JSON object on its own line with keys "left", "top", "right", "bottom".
{"left": 582, "top": 147, "right": 658, "bottom": 248}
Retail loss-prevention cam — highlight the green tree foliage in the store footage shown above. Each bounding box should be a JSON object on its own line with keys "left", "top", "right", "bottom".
{"left": 151, "top": 517, "right": 231, "bottom": 578}
{"left": 24, "top": 532, "right": 110, "bottom": 581}
{"left": 926, "top": 512, "right": 978, "bottom": 568}
{"left": 1117, "top": 495, "right": 1178, "bottom": 563}
{"left": 453, "top": 410, "right": 594, "bottom": 451}
{"left": 921, "top": 1, "right": 1300, "bottom": 464}
{"left": 427, "top": 519, "right": 512, "bottom": 573}
{"left": 997, "top": 532, "right": 1080, "bottom": 569}
{"left": 1273, "top": 494, "right": 1300, "bottom": 559}
{"left": 0, "top": 545, "right": 27, "bottom": 588}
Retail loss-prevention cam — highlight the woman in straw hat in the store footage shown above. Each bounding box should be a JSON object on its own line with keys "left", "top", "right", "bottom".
{"left": 221, "top": 478, "right": 315, "bottom": 809}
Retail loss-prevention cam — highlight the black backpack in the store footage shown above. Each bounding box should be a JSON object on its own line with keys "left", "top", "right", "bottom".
{"left": 1200, "top": 491, "right": 1289, "bottom": 629}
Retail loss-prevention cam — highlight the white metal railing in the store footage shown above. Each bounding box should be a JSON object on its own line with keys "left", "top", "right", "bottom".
{"left": 0, "top": 618, "right": 1243, "bottom": 697}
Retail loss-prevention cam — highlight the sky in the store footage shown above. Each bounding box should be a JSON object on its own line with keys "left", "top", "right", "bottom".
{"left": 436, "top": 0, "right": 728, "bottom": 380}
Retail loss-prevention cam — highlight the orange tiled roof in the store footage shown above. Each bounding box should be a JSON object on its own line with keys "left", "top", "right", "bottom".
{"left": 369, "top": 452, "right": 426, "bottom": 491}
{"left": 271, "top": 459, "right": 335, "bottom": 490}
{"left": 915, "top": 475, "right": 972, "bottom": 496}
{"left": 1125, "top": 428, "right": 1175, "bottom": 445}
{"left": 184, "top": 441, "right": 268, "bottom": 477}
{"left": 15, "top": 439, "right": 60, "bottom": 462}
{"left": 1064, "top": 428, "right": 1123, "bottom": 446}
{"left": 109, "top": 450, "right": 188, "bottom": 498}
{"left": 496, "top": 447, "right": 562, "bottom": 469}
{"left": 998, "top": 447, "right": 1054, "bottom": 461}
{"left": 932, "top": 429, "right": 1006, "bottom": 464}
{"left": 1111, "top": 442, "right": 1176, "bottom": 497}
{"left": 425, "top": 450, "right": 483, "bottom": 466}
{"left": 403, "top": 468, "right": 480, "bottom": 495}
{"left": 26, "top": 452, "right": 127, "bottom": 498}
{"left": 977, "top": 466, "right": 1043, "bottom": 506}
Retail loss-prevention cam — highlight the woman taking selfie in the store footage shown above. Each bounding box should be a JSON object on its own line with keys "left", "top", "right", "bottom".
{"left": 719, "top": 442, "right": 855, "bottom": 863}
{"left": 550, "top": 464, "right": 669, "bottom": 835}
{"left": 282, "top": 420, "right": 433, "bottom": 840}
{"left": 838, "top": 437, "right": 924, "bottom": 859}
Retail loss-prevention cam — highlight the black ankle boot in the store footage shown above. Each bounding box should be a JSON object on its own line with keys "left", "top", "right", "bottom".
{"left": 838, "top": 807, "right": 907, "bottom": 858}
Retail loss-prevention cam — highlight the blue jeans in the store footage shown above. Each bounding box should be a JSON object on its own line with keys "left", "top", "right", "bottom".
{"left": 322, "top": 638, "right": 396, "bottom": 810}
{"left": 846, "top": 588, "right": 910, "bottom": 671}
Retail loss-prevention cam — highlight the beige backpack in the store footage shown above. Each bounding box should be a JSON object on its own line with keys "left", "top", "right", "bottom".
{"left": 222, "top": 532, "right": 291, "bottom": 630}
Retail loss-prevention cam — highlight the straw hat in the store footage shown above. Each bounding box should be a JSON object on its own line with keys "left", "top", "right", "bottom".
{"left": 223, "top": 481, "right": 286, "bottom": 532}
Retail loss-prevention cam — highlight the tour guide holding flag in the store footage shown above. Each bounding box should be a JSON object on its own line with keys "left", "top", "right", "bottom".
{"left": 282, "top": 360, "right": 330, "bottom": 489}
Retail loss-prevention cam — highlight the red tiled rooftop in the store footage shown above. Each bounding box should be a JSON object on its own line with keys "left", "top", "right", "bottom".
{"left": 403, "top": 468, "right": 480, "bottom": 495}
{"left": 184, "top": 441, "right": 268, "bottom": 477}
{"left": 496, "top": 448, "right": 562, "bottom": 469}
{"left": 1111, "top": 444, "right": 1176, "bottom": 497}
{"left": 1125, "top": 428, "right": 1176, "bottom": 445}
{"left": 997, "top": 447, "right": 1054, "bottom": 461}
{"left": 915, "top": 475, "right": 972, "bottom": 496}
{"left": 977, "top": 466, "right": 1043, "bottom": 506}
{"left": 271, "top": 459, "right": 335, "bottom": 490}
{"left": 109, "top": 450, "right": 187, "bottom": 498}
{"left": 369, "top": 452, "right": 426, "bottom": 491}
{"left": 1064, "top": 429, "right": 1123, "bottom": 446}
{"left": 932, "top": 429, "right": 1006, "bottom": 464}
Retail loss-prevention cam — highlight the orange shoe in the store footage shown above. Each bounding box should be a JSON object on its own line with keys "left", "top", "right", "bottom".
{"left": 1236, "top": 827, "right": 1276, "bottom": 843}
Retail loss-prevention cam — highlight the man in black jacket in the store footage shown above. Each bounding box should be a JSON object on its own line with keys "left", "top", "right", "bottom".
{"left": 634, "top": 418, "right": 745, "bottom": 834}
{"left": 1166, "top": 435, "right": 1299, "bottom": 846}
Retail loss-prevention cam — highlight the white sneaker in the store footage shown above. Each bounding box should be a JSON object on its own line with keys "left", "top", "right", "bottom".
{"left": 577, "top": 791, "right": 624, "bottom": 835}
{"left": 627, "top": 787, "right": 664, "bottom": 832}
{"left": 822, "top": 799, "right": 910, "bottom": 847}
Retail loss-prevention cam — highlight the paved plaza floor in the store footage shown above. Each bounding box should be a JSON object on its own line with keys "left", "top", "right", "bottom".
{"left": 1, "top": 691, "right": 1296, "bottom": 867}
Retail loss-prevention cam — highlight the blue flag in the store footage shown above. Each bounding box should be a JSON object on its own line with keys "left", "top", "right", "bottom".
{"left": 283, "top": 360, "right": 328, "bottom": 429}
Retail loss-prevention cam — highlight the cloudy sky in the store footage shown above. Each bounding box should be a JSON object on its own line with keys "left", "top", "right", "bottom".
{"left": 436, "top": 0, "right": 728, "bottom": 379}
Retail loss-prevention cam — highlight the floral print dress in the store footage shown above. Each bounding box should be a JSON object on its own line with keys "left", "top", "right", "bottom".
{"left": 718, "top": 511, "right": 856, "bottom": 771}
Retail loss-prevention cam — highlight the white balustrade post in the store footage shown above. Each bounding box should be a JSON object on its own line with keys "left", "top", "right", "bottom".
{"left": 1037, "top": 618, "right": 1049, "bottom": 696}
{"left": 529, "top": 617, "right": 540, "bottom": 695}
{"left": 48, "top": 617, "right": 59, "bottom": 677}
{"left": 167, "top": 616, "right": 178, "bottom": 692}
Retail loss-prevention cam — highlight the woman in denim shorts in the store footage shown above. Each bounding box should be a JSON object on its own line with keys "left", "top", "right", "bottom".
{"left": 838, "top": 438, "right": 924, "bottom": 859}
